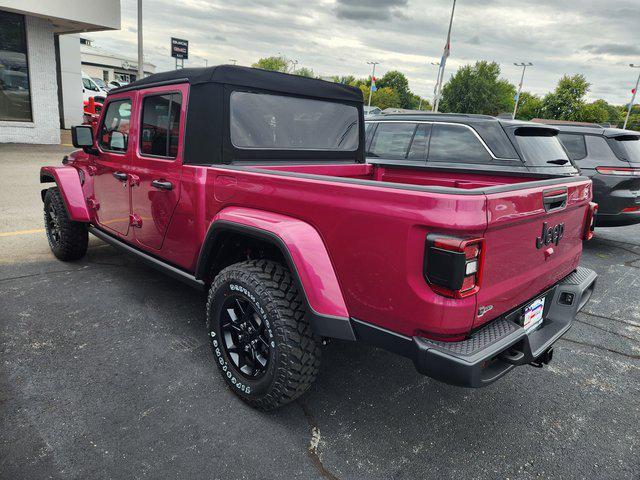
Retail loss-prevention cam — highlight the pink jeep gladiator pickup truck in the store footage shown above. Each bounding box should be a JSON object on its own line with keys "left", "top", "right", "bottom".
{"left": 40, "top": 66, "right": 597, "bottom": 410}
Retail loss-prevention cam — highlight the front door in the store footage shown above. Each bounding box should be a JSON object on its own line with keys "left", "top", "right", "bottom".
{"left": 92, "top": 95, "right": 135, "bottom": 236}
{"left": 129, "top": 85, "right": 187, "bottom": 250}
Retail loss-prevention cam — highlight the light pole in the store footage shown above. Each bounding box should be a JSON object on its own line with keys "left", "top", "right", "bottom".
{"left": 366, "top": 61, "right": 380, "bottom": 109}
{"left": 229, "top": 59, "right": 237, "bottom": 65}
{"left": 513, "top": 62, "right": 533, "bottom": 119}
{"left": 433, "top": 0, "right": 456, "bottom": 112}
{"left": 204, "top": 59, "right": 208, "bottom": 67}
{"left": 623, "top": 64, "right": 640, "bottom": 130}
{"left": 137, "top": 0, "right": 143, "bottom": 79}
{"left": 430, "top": 61, "right": 440, "bottom": 112}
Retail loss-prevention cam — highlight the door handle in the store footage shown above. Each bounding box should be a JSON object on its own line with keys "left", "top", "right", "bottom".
{"left": 151, "top": 180, "right": 173, "bottom": 191}
{"left": 113, "top": 171, "right": 128, "bottom": 181}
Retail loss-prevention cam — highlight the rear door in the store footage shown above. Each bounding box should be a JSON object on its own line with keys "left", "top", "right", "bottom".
{"left": 129, "top": 84, "right": 187, "bottom": 251}
{"left": 474, "top": 177, "right": 592, "bottom": 328}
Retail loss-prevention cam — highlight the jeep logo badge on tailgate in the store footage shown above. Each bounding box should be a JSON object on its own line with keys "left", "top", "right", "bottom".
{"left": 536, "top": 222, "right": 565, "bottom": 249}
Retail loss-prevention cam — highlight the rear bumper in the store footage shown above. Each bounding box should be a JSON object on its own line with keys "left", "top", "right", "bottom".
{"left": 351, "top": 267, "right": 597, "bottom": 388}
{"left": 595, "top": 211, "right": 640, "bottom": 227}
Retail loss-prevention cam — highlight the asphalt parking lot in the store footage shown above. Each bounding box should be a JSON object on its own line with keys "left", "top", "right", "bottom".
{"left": 1, "top": 144, "right": 638, "bottom": 480}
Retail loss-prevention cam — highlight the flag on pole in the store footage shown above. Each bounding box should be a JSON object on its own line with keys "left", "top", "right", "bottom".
{"left": 371, "top": 75, "right": 377, "bottom": 92}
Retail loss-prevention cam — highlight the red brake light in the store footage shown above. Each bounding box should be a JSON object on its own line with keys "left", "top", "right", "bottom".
{"left": 595, "top": 167, "right": 640, "bottom": 176}
{"left": 424, "top": 235, "right": 485, "bottom": 299}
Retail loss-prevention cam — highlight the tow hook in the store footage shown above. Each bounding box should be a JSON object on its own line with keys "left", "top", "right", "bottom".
{"left": 529, "top": 348, "right": 554, "bottom": 368}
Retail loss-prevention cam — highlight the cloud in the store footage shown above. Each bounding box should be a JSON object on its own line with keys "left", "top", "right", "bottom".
{"left": 582, "top": 43, "right": 640, "bottom": 56}
{"left": 83, "top": 0, "right": 639, "bottom": 105}
{"left": 334, "top": 0, "right": 409, "bottom": 21}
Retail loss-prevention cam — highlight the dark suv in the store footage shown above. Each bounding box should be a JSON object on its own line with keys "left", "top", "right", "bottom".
{"left": 544, "top": 122, "right": 640, "bottom": 227}
{"left": 364, "top": 113, "right": 579, "bottom": 176}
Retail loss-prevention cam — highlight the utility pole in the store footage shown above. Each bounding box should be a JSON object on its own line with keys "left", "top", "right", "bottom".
{"left": 623, "top": 64, "right": 640, "bottom": 130}
{"left": 204, "top": 59, "right": 208, "bottom": 67}
{"left": 137, "top": 0, "right": 143, "bottom": 80}
{"left": 433, "top": 0, "right": 456, "bottom": 112}
{"left": 513, "top": 62, "right": 533, "bottom": 119}
{"left": 229, "top": 59, "right": 237, "bottom": 65}
{"left": 366, "top": 61, "right": 380, "bottom": 109}
{"left": 430, "top": 61, "right": 440, "bottom": 112}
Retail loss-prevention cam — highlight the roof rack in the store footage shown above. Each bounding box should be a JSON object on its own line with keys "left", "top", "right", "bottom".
{"left": 531, "top": 118, "right": 606, "bottom": 128}
{"left": 380, "top": 111, "right": 496, "bottom": 119}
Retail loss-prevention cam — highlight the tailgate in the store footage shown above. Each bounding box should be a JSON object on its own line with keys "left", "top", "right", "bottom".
{"left": 474, "top": 177, "right": 592, "bottom": 328}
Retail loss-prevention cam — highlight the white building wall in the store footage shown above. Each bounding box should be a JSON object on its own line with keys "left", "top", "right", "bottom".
{"left": 0, "top": 16, "right": 60, "bottom": 144}
{"left": 58, "top": 34, "right": 83, "bottom": 129}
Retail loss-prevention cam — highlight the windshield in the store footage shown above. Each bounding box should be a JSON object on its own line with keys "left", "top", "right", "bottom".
{"left": 230, "top": 91, "right": 359, "bottom": 151}
{"left": 612, "top": 136, "right": 640, "bottom": 163}
{"left": 514, "top": 130, "right": 575, "bottom": 169}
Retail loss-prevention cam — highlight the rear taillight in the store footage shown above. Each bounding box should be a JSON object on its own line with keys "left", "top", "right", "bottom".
{"left": 595, "top": 166, "right": 640, "bottom": 176}
{"left": 424, "top": 235, "right": 484, "bottom": 298}
{"left": 584, "top": 202, "right": 598, "bottom": 241}
{"left": 621, "top": 206, "right": 640, "bottom": 213}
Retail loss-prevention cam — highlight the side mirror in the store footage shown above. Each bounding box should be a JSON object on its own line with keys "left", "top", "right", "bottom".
{"left": 72, "top": 125, "right": 94, "bottom": 147}
{"left": 109, "top": 131, "right": 127, "bottom": 151}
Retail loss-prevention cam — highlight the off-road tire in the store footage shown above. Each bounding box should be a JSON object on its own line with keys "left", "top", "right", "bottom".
{"left": 206, "top": 259, "right": 321, "bottom": 411}
{"left": 44, "top": 187, "right": 88, "bottom": 261}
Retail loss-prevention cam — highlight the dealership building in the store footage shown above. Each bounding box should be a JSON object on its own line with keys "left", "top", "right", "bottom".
{"left": 0, "top": 1, "right": 121, "bottom": 144}
{"left": 81, "top": 37, "right": 155, "bottom": 87}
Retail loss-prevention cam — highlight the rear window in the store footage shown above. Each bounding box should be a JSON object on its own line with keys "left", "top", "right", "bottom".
{"left": 558, "top": 133, "right": 587, "bottom": 161}
{"left": 230, "top": 91, "right": 359, "bottom": 151}
{"left": 514, "top": 129, "right": 572, "bottom": 167}
{"left": 612, "top": 136, "right": 640, "bottom": 163}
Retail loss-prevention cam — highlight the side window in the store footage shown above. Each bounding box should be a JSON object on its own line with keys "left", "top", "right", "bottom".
{"left": 558, "top": 133, "right": 587, "bottom": 160}
{"left": 364, "top": 122, "right": 376, "bottom": 151}
{"left": 140, "top": 93, "right": 182, "bottom": 158}
{"left": 407, "top": 124, "right": 431, "bottom": 161}
{"left": 368, "top": 122, "right": 417, "bottom": 160}
{"left": 83, "top": 78, "right": 96, "bottom": 91}
{"left": 585, "top": 135, "right": 620, "bottom": 163}
{"left": 98, "top": 99, "right": 132, "bottom": 153}
{"left": 428, "top": 124, "right": 492, "bottom": 164}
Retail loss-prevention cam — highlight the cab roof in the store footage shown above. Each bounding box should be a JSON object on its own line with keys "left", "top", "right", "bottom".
{"left": 111, "top": 65, "right": 364, "bottom": 103}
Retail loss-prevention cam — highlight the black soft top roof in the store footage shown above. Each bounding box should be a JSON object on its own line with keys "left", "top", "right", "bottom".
{"left": 112, "top": 65, "right": 363, "bottom": 103}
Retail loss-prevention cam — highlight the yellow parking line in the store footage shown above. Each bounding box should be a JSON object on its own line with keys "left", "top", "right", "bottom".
{"left": 61, "top": 143, "right": 73, "bottom": 147}
{"left": 0, "top": 228, "right": 45, "bottom": 237}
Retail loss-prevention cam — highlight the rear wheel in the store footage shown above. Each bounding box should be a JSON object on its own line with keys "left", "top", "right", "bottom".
{"left": 44, "top": 187, "right": 88, "bottom": 261}
{"left": 206, "top": 259, "right": 321, "bottom": 411}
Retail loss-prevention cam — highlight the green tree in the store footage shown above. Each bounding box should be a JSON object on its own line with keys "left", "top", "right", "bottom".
{"left": 294, "top": 67, "right": 314, "bottom": 78}
{"left": 541, "top": 74, "right": 590, "bottom": 120}
{"left": 577, "top": 99, "right": 610, "bottom": 124}
{"left": 332, "top": 75, "right": 356, "bottom": 85}
{"left": 358, "top": 85, "right": 401, "bottom": 110}
{"left": 515, "top": 92, "right": 543, "bottom": 120}
{"left": 377, "top": 70, "right": 414, "bottom": 108}
{"left": 439, "top": 61, "right": 516, "bottom": 115}
{"left": 252, "top": 56, "right": 289, "bottom": 73}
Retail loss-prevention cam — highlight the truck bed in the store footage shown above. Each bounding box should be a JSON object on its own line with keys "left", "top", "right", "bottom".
{"left": 160, "top": 161, "right": 593, "bottom": 340}
{"left": 246, "top": 162, "right": 566, "bottom": 192}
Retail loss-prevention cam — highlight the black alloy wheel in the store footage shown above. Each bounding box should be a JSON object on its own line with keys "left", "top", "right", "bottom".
{"left": 219, "top": 295, "right": 272, "bottom": 379}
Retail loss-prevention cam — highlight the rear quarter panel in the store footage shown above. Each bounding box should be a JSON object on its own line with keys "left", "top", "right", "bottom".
{"left": 164, "top": 166, "right": 488, "bottom": 337}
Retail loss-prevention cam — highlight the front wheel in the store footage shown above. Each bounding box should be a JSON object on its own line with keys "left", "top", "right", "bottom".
{"left": 206, "top": 259, "right": 321, "bottom": 411}
{"left": 44, "top": 187, "right": 88, "bottom": 261}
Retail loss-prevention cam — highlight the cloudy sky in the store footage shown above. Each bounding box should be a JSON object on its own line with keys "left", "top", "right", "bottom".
{"left": 87, "top": 0, "right": 640, "bottom": 104}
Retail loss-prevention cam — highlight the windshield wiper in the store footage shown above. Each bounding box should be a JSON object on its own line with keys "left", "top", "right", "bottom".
{"left": 547, "top": 159, "right": 569, "bottom": 165}
{"left": 336, "top": 120, "right": 357, "bottom": 148}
